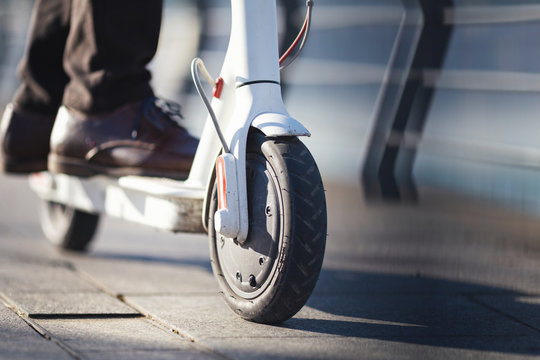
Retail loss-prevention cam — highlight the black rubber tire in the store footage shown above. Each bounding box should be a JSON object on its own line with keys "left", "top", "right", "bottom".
{"left": 209, "top": 130, "right": 327, "bottom": 324}
{"left": 40, "top": 201, "right": 100, "bottom": 252}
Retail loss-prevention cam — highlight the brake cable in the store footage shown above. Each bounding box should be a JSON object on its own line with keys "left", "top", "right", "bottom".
{"left": 279, "top": 0, "right": 314, "bottom": 71}
{"left": 191, "top": 58, "right": 230, "bottom": 154}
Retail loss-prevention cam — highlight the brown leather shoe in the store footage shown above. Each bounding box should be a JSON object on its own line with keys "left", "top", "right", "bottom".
{"left": 0, "top": 103, "right": 55, "bottom": 174}
{"left": 48, "top": 97, "right": 198, "bottom": 180}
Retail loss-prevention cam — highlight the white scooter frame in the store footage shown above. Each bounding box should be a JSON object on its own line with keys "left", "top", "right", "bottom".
{"left": 30, "top": 0, "right": 325, "bottom": 324}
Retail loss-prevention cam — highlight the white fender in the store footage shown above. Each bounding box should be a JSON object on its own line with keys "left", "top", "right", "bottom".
{"left": 251, "top": 113, "right": 311, "bottom": 137}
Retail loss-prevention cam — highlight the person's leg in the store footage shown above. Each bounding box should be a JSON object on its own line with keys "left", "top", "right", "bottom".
{"left": 62, "top": 0, "right": 161, "bottom": 114}
{"left": 49, "top": 0, "right": 198, "bottom": 179}
{"left": 14, "top": 0, "right": 70, "bottom": 116}
{"left": 1, "top": 0, "right": 70, "bottom": 173}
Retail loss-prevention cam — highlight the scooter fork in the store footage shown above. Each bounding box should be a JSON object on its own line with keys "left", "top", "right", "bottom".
{"left": 191, "top": 0, "right": 311, "bottom": 244}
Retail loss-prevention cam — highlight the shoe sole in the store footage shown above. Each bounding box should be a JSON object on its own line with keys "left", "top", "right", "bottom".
{"left": 1, "top": 156, "right": 47, "bottom": 174}
{"left": 48, "top": 154, "right": 189, "bottom": 180}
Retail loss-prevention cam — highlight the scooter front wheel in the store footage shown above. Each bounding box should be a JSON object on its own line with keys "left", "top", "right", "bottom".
{"left": 209, "top": 130, "right": 327, "bottom": 324}
{"left": 40, "top": 201, "right": 100, "bottom": 252}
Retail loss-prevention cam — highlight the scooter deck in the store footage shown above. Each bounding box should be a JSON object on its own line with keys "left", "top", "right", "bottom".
{"left": 29, "top": 172, "right": 207, "bottom": 234}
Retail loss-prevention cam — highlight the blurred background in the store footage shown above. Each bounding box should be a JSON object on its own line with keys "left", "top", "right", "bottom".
{"left": 2, "top": 0, "right": 540, "bottom": 214}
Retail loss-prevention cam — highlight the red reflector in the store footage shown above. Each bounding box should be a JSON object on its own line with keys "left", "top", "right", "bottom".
{"left": 213, "top": 77, "right": 224, "bottom": 99}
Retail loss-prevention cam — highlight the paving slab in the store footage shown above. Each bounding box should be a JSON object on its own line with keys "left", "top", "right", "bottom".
{"left": 126, "top": 294, "right": 280, "bottom": 339}
{"left": 130, "top": 292, "right": 534, "bottom": 336}
{"left": 35, "top": 317, "right": 214, "bottom": 355}
{"left": 312, "top": 267, "right": 522, "bottom": 297}
{"left": 72, "top": 257, "right": 217, "bottom": 295}
{"left": 198, "top": 335, "right": 540, "bottom": 360}
{"left": 5, "top": 292, "right": 139, "bottom": 317}
{"left": 0, "top": 231, "right": 69, "bottom": 270}
{"left": 0, "top": 339, "right": 74, "bottom": 360}
{"left": 305, "top": 293, "right": 535, "bottom": 336}
{"left": 473, "top": 295, "right": 540, "bottom": 331}
{"left": 79, "top": 349, "right": 221, "bottom": 360}
{"left": 0, "top": 304, "right": 36, "bottom": 340}
{"left": 125, "top": 289, "right": 540, "bottom": 359}
{"left": 0, "top": 263, "right": 96, "bottom": 294}
{"left": 0, "top": 305, "right": 73, "bottom": 360}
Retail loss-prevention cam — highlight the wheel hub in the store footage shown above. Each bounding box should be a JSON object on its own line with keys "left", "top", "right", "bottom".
{"left": 216, "top": 154, "right": 282, "bottom": 299}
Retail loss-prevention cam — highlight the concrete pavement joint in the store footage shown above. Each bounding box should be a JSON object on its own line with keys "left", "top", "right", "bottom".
{"left": 0, "top": 292, "right": 83, "bottom": 360}
{"left": 118, "top": 294, "right": 236, "bottom": 360}
{"left": 468, "top": 295, "right": 540, "bottom": 333}
{"left": 142, "top": 312, "right": 235, "bottom": 360}
{"left": 71, "top": 266, "right": 234, "bottom": 360}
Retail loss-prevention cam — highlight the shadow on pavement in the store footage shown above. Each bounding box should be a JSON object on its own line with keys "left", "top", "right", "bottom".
{"left": 89, "top": 251, "right": 213, "bottom": 272}
{"left": 83, "top": 250, "right": 540, "bottom": 355}
{"left": 284, "top": 269, "right": 540, "bottom": 355}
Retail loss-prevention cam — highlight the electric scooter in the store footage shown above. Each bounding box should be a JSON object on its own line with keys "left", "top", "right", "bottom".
{"left": 29, "top": 0, "right": 326, "bottom": 324}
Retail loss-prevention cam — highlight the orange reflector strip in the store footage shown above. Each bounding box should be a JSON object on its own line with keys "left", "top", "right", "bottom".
{"left": 216, "top": 156, "right": 227, "bottom": 210}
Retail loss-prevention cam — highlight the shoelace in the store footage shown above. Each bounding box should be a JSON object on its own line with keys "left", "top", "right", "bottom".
{"left": 153, "top": 98, "right": 184, "bottom": 124}
{"left": 131, "top": 97, "right": 185, "bottom": 140}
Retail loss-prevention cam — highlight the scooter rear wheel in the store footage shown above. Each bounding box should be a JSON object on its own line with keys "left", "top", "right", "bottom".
{"left": 40, "top": 201, "right": 100, "bottom": 252}
{"left": 209, "top": 130, "right": 326, "bottom": 324}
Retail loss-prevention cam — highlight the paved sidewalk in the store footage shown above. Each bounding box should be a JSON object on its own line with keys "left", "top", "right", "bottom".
{"left": 1, "top": 173, "right": 540, "bottom": 359}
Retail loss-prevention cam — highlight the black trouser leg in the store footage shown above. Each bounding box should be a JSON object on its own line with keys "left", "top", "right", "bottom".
{"left": 13, "top": 0, "right": 71, "bottom": 116}
{"left": 62, "top": 0, "right": 163, "bottom": 114}
{"left": 13, "top": 0, "right": 163, "bottom": 116}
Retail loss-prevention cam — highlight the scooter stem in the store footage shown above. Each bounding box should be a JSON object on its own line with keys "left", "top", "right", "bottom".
{"left": 226, "top": 0, "right": 281, "bottom": 85}
{"left": 216, "top": 0, "right": 284, "bottom": 243}
{"left": 190, "top": 0, "right": 310, "bottom": 243}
